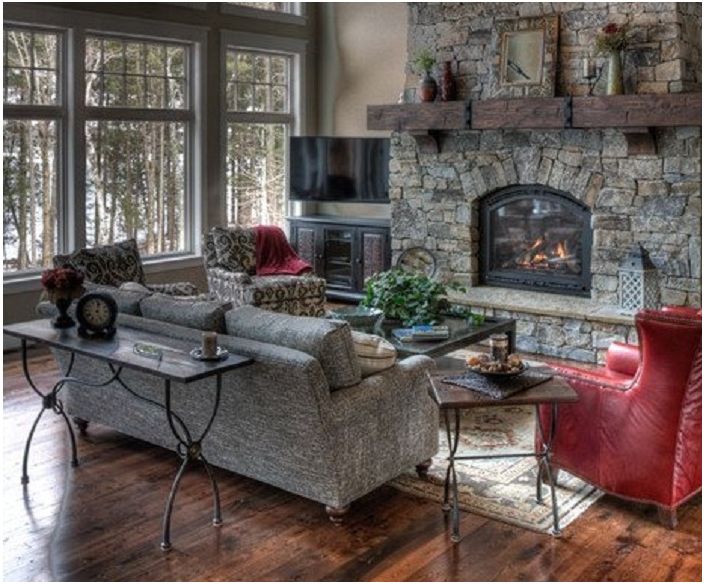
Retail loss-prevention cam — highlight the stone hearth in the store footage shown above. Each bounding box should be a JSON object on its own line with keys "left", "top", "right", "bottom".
{"left": 389, "top": 2, "right": 701, "bottom": 363}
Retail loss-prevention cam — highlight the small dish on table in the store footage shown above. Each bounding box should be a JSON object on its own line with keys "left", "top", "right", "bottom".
{"left": 466, "top": 353, "right": 527, "bottom": 379}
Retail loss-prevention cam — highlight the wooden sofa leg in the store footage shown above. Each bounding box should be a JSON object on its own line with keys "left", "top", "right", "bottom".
{"left": 416, "top": 459, "right": 433, "bottom": 478}
{"left": 73, "top": 417, "right": 89, "bottom": 435}
{"left": 657, "top": 506, "right": 678, "bottom": 529}
{"left": 325, "top": 505, "right": 350, "bottom": 524}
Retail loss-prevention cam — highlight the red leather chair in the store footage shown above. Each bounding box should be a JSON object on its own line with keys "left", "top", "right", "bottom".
{"left": 536, "top": 307, "right": 702, "bottom": 528}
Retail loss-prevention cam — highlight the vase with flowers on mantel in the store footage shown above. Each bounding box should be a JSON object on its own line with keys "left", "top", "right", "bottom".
{"left": 41, "top": 267, "right": 85, "bottom": 328}
{"left": 595, "top": 22, "right": 630, "bottom": 96}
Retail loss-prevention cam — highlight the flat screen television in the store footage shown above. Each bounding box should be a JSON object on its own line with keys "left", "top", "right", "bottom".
{"left": 289, "top": 137, "right": 390, "bottom": 202}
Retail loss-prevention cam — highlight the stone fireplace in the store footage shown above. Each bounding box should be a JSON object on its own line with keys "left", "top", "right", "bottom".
{"left": 479, "top": 185, "right": 592, "bottom": 297}
{"left": 387, "top": 2, "right": 701, "bottom": 363}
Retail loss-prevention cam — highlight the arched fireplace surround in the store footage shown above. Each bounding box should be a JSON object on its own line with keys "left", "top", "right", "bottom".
{"left": 479, "top": 185, "right": 592, "bottom": 297}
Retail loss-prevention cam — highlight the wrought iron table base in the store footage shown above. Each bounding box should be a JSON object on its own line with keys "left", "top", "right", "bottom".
{"left": 442, "top": 403, "right": 561, "bottom": 542}
{"left": 18, "top": 340, "right": 224, "bottom": 552}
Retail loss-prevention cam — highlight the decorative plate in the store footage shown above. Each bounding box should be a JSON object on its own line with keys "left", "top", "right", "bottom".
{"left": 468, "top": 363, "right": 529, "bottom": 380}
{"left": 396, "top": 247, "right": 437, "bottom": 278}
{"left": 190, "top": 346, "right": 229, "bottom": 362}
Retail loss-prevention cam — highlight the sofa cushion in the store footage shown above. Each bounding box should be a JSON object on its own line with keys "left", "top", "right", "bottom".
{"left": 226, "top": 305, "right": 361, "bottom": 390}
{"left": 84, "top": 282, "right": 150, "bottom": 315}
{"left": 211, "top": 226, "right": 256, "bottom": 274}
{"left": 351, "top": 331, "right": 397, "bottom": 378}
{"left": 53, "top": 239, "right": 146, "bottom": 287}
{"left": 140, "top": 294, "right": 228, "bottom": 332}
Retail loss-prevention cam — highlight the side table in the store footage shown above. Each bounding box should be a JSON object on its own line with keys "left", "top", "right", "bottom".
{"left": 3, "top": 320, "right": 253, "bottom": 551}
{"left": 428, "top": 356, "right": 578, "bottom": 541}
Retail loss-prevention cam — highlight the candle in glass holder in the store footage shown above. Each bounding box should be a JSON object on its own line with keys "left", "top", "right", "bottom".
{"left": 490, "top": 333, "right": 509, "bottom": 363}
{"left": 202, "top": 331, "right": 218, "bottom": 359}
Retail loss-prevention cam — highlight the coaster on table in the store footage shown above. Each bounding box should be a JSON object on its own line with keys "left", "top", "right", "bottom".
{"left": 190, "top": 346, "right": 229, "bottom": 362}
{"left": 441, "top": 368, "right": 553, "bottom": 400}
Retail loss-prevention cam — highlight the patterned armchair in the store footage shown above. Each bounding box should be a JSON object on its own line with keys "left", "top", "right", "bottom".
{"left": 203, "top": 227, "right": 326, "bottom": 317}
{"left": 53, "top": 239, "right": 199, "bottom": 296}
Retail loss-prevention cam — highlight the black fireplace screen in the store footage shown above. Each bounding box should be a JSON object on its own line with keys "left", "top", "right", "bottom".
{"left": 479, "top": 185, "right": 591, "bottom": 296}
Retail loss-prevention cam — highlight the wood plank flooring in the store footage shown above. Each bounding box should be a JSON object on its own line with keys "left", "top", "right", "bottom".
{"left": 3, "top": 348, "right": 702, "bottom": 581}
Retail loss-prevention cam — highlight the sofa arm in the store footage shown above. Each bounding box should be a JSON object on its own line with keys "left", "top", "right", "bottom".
{"left": 147, "top": 281, "right": 199, "bottom": 296}
{"left": 605, "top": 342, "right": 640, "bottom": 378}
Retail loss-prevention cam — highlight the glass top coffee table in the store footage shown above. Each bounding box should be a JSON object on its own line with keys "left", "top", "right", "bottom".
{"left": 378, "top": 317, "right": 516, "bottom": 359}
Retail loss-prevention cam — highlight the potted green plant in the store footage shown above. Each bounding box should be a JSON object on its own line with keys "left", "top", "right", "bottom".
{"left": 595, "top": 23, "right": 630, "bottom": 95}
{"left": 413, "top": 49, "right": 438, "bottom": 102}
{"left": 360, "top": 268, "right": 476, "bottom": 327}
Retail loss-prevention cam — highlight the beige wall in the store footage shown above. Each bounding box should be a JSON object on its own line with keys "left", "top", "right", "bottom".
{"left": 318, "top": 2, "right": 407, "bottom": 137}
{"left": 316, "top": 2, "right": 406, "bottom": 218}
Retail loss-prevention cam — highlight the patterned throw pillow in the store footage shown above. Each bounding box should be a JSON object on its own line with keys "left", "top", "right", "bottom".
{"left": 53, "top": 239, "right": 146, "bottom": 286}
{"left": 211, "top": 226, "right": 256, "bottom": 275}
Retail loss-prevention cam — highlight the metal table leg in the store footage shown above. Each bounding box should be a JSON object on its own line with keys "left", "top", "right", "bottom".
{"left": 443, "top": 408, "right": 462, "bottom": 543}
{"left": 160, "top": 374, "right": 223, "bottom": 552}
{"left": 535, "top": 402, "right": 561, "bottom": 536}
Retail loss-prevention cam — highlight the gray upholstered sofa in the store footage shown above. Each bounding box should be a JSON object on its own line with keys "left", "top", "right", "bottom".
{"left": 38, "top": 300, "right": 438, "bottom": 521}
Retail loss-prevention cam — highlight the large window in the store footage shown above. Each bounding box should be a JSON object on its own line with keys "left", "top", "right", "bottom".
{"left": 3, "top": 27, "right": 61, "bottom": 271}
{"left": 84, "top": 36, "right": 190, "bottom": 255}
{"left": 225, "top": 48, "right": 292, "bottom": 227}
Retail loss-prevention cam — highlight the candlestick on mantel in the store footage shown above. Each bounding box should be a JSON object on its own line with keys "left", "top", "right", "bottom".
{"left": 583, "top": 56, "right": 596, "bottom": 79}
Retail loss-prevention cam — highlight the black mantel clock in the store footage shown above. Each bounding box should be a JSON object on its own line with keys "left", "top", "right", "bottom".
{"left": 75, "top": 292, "right": 118, "bottom": 339}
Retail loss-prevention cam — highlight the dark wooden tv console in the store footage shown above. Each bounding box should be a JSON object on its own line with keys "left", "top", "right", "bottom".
{"left": 288, "top": 215, "right": 391, "bottom": 301}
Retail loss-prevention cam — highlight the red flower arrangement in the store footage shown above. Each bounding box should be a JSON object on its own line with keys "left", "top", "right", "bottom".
{"left": 41, "top": 267, "right": 85, "bottom": 302}
{"left": 595, "top": 22, "right": 630, "bottom": 54}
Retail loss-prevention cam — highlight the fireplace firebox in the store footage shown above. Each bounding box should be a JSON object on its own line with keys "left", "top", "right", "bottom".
{"left": 479, "top": 185, "right": 592, "bottom": 297}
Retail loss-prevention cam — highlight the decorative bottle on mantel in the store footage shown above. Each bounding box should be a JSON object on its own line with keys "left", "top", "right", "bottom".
{"left": 440, "top": 61, "right": 457, "bottom": 101}
{"left": 595, "top": 22, "right": 629, "bottom": 96}
{"left": 606, "top": 50, "right": 624, "bottom": 95}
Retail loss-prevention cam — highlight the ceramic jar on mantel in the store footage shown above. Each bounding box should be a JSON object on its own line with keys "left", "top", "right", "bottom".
{"left": 418, "top": 73, "right": 438, "bottom": 102}
{"left": 440, "top": 61, "right": 457, "bottom": 101}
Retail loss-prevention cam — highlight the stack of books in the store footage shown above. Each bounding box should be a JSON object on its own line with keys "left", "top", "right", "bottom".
{"left": 392, "top": 325, "right": 450, "bottom": 342}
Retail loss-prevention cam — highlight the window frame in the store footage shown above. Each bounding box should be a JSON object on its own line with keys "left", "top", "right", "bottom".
{"left": 220, "top": 2, "right": 307, "bottom": 26}
{"left": 3, "top": 4, "right": 207, "bottom": 283}
{"left": 3, "top": 22, "right": 68, "bottom": 275}
{"left": 220, "top": 30, "right": 306, "bottom": 229}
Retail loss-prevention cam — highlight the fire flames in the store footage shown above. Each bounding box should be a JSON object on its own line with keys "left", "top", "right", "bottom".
{"left": 517, "top": 236, "right": 576, "bottom": 271}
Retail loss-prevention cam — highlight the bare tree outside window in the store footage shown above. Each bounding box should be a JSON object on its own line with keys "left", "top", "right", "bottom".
{"left": 3, "top": 28, "right": 60, "bottom": 272}
{"left": 225, "top": 48, "right": 291, "bottom": 228}
{"left": 84, "top": 36, "right": 190, "bottom": 257}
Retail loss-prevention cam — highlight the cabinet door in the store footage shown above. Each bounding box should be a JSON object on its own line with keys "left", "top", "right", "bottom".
{"left": 292, "top": 223, "right": 319, "bottom": 273}
{"left": 357, "top": 227, "right": 390, "bottom": 292}
{"left": 322, "top": 225, "right": 356, "bottom": 293}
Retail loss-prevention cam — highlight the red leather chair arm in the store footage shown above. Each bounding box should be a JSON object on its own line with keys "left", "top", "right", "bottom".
{"left": 605, "top": 342, "right": 640, "bottom": 378}
{"left": 550, "top": 363, "right": 634, "bottom": 390}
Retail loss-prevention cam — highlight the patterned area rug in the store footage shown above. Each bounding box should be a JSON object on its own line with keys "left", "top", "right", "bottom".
{"left": 391, "top": 404, "right": 602, "bottom": 534}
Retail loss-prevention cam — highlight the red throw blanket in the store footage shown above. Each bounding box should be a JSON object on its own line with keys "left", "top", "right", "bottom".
{"left": 255, "top": 225, "right": 312, "bottom": 276}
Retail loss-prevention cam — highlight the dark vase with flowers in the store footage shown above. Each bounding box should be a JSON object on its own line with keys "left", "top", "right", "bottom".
{"left": 419, "top": 73, "right": 438, "bottom": 102}
{"left": 41, "top": 268, "right": 85, "bottom": 329}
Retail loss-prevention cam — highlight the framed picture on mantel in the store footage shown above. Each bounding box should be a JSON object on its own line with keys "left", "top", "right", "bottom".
{"left": 490, "top": 15, "right": 559, "bottom": 98}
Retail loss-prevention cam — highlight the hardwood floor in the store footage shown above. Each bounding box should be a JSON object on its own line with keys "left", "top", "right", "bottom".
{"left": 3, "top": 348, "right": 701, "bottom": 581}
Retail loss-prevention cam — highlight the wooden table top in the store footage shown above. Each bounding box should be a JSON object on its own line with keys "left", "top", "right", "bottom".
{"left": 4, "top": 319, "right": 252, "bottom": 383}
{"left": 430, "top": 357, "right": 578, "bottom": 409}
{"left": 380, "top": 317, "right": 515, "bottom": 358}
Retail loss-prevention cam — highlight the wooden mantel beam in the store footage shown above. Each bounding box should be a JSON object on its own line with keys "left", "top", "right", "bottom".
{"left": 366, "top": 93, "right": 701, "bottom": 154}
